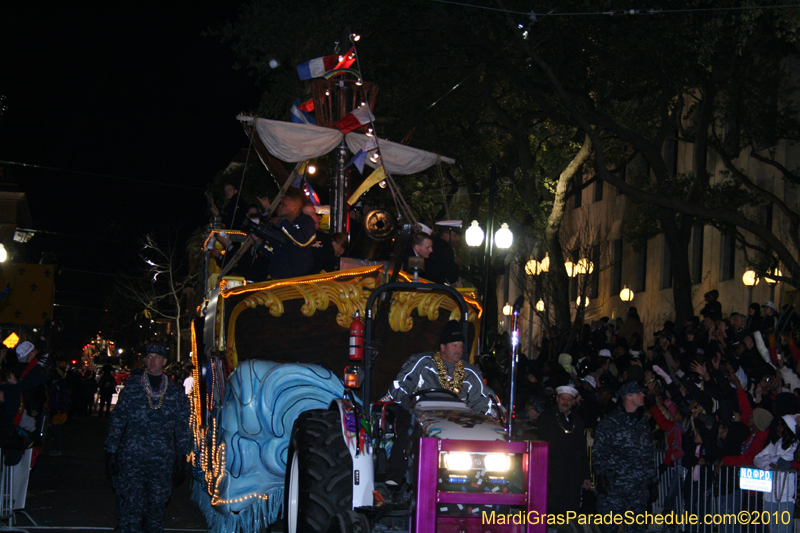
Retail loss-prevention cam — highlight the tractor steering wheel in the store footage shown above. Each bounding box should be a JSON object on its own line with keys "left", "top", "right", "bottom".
{"left": 410, "top": 388, "right": 462, "bottom": 407}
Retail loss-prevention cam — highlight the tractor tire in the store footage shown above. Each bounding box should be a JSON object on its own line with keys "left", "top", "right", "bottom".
{"left": 285, "top": 409, "right": 353, "bottom": 533}
{"left": 327, "top": 511, "right": 371, "bottom": 533}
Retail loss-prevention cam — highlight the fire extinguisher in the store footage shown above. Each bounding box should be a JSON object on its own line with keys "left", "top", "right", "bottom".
{"left": 349, "top": 311, "right": 364, "bottom": 362}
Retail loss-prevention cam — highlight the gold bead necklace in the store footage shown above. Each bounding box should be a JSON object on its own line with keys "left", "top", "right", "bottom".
{"left": 432, "top": 352, "right": 465, "bottom": 393}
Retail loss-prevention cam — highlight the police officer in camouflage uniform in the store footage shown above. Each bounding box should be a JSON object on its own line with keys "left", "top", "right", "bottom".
{"left": 105, "top": 343, "right": 190, "bottom": 533}
{"left": 593, "top": 381, "right": 657, "bottom": 533}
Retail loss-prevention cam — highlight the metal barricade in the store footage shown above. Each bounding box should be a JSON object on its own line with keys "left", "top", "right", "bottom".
{"left": 0, "top": 450, "right": 33, "bottom": 533}
{"left": 651, "top": 450, "right": 796, "bottom": 533}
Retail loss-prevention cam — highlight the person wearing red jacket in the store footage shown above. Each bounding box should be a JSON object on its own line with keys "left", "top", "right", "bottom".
{"left": 715, "top": 384, "right": 772, "bottom": 533}
{"left": 717, "top": 388, "right": 771, "bottom": 470}
{"left": 650, "top": 398, "right": 685, "bottom": 513}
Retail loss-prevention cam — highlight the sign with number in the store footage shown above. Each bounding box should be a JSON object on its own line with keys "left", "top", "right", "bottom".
{"left": 740, "top": 467, "right": 772, "bottom": 492}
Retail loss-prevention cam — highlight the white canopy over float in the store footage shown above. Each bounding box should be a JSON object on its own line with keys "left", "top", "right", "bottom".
{"left": 236, "top": 115, "right": 454, "bottom": 175}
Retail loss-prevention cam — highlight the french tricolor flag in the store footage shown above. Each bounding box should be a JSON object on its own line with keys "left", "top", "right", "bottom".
{"left": 297, "top": 54, "right": 340, "bottom": 81}
{"left": 334, "top": 105, "right": 374, "bottom": 134}
{"left": 296, "top": 47, "right": 357, "bottom": 81}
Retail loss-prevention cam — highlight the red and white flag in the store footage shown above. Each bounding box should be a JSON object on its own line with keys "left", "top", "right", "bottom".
{"left": 334, "top": 105, "right": 374, "bottom": 134}
{"left": 296, "top": 47, "right": 356, "bottom": 81}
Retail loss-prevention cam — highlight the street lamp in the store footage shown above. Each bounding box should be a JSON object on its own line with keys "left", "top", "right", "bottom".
{"left": 620, "top": 286, "right": 635, "bottom": 303}
{"left": 525, "top": 258, "right": 539, "bottom": 276}
{"left": 503, "top": 302, "right": 513, "bottom": 316}
{"left": 535, "top": 299, "right": 545, "bottom": 312}
{"left": 765, "top": 268, "right": 782, "bottom": 304}
{"left": 576, "top": 258, "right": 594, "bottom": 275}
{"left": 467, "top": 216, "right": 514, "bottom": 351}
{"left": 495, "top": 223, "right": 513, "bottom": 249}
{"left": 0, "top": 244, "right": 6, "bottom": 263}
{"left": 742, "top": 270, "right": 759, "bottom": 307}
{"left": 465, "top": 220, "right": 485, "bottom": 247}
{"left": 576, "top": 296, "right": 590, "bottom": 307}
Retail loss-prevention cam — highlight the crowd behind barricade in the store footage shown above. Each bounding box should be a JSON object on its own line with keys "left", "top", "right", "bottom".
{"left": 0, "top": 342, "right": 195, "bottom": 467}
{"left": 477, "top": 292, "right": 800, "bottom": 533}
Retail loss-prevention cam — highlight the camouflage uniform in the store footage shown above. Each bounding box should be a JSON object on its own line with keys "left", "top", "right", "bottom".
{"left": 105, "top": 374, "right": 190, "bottom": 533}
{"left": 593, "top": 406, "right": 657, "bottom": 533}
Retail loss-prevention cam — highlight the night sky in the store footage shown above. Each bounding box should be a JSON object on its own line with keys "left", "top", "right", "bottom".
{"left": 0, "top": 1, "right": 263, "bottom": 344}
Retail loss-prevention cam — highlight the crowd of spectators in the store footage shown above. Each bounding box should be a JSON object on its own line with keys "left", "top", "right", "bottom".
{"left": 492, "top": 293, "right": 800, "bottom": 528}
{"left": 0, "top": 341, "right": 196, "bottom": 466}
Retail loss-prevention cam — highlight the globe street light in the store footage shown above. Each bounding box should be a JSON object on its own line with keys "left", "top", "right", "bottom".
{"left": 620, "top": 286, "right": 635, "bottom": 303}
{"left": 576, "top": 258, "right": 594, "bottom": 275}
{"left": 495, "top": 223, "right": 513, "bottom": 249}
{"left": 742, "top": 270, "right": 759, "bottom": 307}
{"left": 465, "top": 220, "right": 485, "bottom": 247}
{"left": 525, "top": 259, "right": 539, "bottom": 277}
{"left": 765, "top": 268, "right": 782, "bottom": 304}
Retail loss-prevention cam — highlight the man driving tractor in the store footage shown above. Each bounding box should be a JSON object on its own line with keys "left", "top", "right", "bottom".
{"left": 384, "top": 320, "right": 497, "bottom": 489}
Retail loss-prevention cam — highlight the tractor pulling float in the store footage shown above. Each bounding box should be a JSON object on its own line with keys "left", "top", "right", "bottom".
{"left": 188, "top": 264, "right": 547, "bottom": 533}
{"left": 186, "top": 37, "right": 548, "bottom": 533}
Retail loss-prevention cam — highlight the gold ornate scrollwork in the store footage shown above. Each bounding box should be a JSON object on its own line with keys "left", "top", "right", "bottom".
{"left": 221, "top": 265, "right": 482, "bottom": 370}
{"left": 388, "top": 290, "right": 479, "bottom": 333}
{"left": 246, "top": 291, "right": 285, "bottom": 317}
{"left": 225, "top": 274, "right": 379, "bottom": 369}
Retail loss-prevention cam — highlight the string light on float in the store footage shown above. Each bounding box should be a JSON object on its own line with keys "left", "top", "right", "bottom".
{"left": 306, "top": 163, "right": 317, "bottom": 175}
{"left": 378, "top": 180, "right": 387, "bottom": 188}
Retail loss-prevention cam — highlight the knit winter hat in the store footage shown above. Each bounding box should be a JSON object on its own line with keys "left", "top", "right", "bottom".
{"left": 752, "top": 408, "right": 774, "bottom": 432}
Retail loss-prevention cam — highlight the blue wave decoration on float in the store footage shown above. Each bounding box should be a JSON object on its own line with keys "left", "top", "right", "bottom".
{"left": 205, "top": 360, "right": 345, "bottom": 531}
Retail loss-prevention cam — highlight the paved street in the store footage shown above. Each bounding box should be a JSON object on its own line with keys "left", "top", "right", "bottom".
{"left": 18, "top": 412, "right": 207, "bottom": 532}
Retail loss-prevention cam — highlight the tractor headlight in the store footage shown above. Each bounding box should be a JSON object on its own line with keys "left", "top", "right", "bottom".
{"left": 443, "top": 452, "right": 473, "bottom": 471}
{"left": 484, "top": 453, "right": 511, "bottom": 472}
